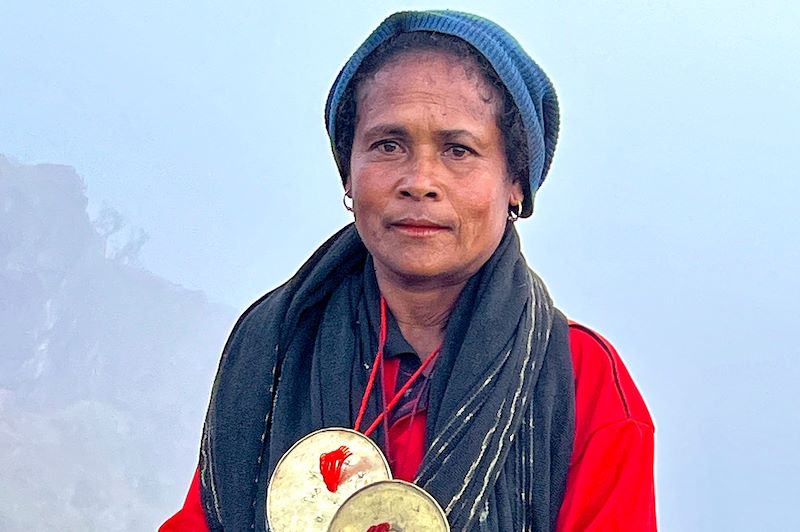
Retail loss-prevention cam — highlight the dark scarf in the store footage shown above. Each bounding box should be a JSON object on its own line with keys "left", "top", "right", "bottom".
{"left": 199, "top": 224, "right": 575, "bottom": 531}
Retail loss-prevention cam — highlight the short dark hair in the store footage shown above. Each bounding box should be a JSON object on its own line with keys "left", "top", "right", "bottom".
{"left": 334, "top": 31, "right": 528, "bottom": 187}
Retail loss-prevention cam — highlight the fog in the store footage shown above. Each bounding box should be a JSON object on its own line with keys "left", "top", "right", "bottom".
{"left": 0, "top": 156, "right": 235, "bottom": 530}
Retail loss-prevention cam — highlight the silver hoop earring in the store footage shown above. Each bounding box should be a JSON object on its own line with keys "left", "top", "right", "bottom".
{"left": 508, "top": 202, "right": 522, "bottom": 222}
{"left": 343, "top": 193, "right": 354, "bottom": 213}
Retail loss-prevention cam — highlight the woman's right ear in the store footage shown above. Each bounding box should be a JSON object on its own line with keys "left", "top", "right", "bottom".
{"left": 343, "top": 182, "right": 354, "bottom": 213}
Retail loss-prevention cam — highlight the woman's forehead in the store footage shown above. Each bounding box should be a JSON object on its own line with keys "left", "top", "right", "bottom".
{"left": 355, "top": 51, "right": 501, "bottom": 122}
{"left": 360, "top": 50, "right": 493, "bottom": 91}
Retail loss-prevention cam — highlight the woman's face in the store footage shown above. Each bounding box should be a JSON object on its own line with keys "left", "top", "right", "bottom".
{"left": 349, "top": 51, "right": 522, "bottom": 287}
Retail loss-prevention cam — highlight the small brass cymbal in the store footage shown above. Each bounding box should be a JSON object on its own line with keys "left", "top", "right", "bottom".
{"left": 266, "top": 428, "right": 391, "bottom": 531}
{"left": 328, "top": 479, "right": 450, "bottom": 532}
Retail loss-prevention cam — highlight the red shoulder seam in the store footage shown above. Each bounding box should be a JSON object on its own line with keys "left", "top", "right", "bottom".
{"left": 568, "top": 323, "right": 631, "bottom": 418}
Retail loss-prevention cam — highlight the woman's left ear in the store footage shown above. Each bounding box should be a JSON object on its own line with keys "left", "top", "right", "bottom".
{"left": 509, "top": 181, "right": 524, "bottom": 208}
{"left": 507, "top": 182, "right": 524, "bottom": 221}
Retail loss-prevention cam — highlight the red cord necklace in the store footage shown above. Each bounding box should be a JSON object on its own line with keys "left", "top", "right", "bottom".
{"left": 354, "top": 296, "right": 442, "bottom": 437}
{"left": 320, "top": 296, "right": 441, "bottom": 492}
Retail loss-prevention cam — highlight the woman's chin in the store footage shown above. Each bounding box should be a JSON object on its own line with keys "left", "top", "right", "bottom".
{"left": 373, "top": 257, "right": 477, "bottom": 289}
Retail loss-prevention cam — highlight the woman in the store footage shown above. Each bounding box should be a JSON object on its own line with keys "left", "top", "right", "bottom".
{"left": 162, "top": 10, "right": 655, "bottom": 531}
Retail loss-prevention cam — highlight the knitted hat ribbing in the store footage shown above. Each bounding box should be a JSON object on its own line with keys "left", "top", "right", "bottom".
{"left": 325, "top": 10, "right": 559, "bottom": 218}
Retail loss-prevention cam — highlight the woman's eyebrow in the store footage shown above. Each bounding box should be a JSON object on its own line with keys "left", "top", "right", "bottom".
{"left": 360, "top": 124, "right": 409, "bottom": 140}
{"left": 437, "top": 129, "right": 483, "bottom": 146}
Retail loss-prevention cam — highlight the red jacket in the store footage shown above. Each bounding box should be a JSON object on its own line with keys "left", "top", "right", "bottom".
{"left": 161, "top": 322, "right": 655, "bottom": 531}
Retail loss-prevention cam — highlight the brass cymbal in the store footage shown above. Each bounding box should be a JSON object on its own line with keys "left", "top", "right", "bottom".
{"left": 328, "top": 479, "right": 450, "bottom": 532}
{"left": 266, "top": 428, "right": 391, "bottom": 531}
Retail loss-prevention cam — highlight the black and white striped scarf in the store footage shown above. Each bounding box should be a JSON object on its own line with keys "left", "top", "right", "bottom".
{"left": 199, "top": 223, "right": 575, "bottom": 531}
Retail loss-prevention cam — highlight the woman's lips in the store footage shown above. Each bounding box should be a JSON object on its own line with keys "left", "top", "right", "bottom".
{"left": 389, "top": 218, "right": 450, "bottom": 236}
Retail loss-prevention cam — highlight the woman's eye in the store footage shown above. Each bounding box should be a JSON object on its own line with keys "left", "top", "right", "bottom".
{"left": 446, "top": 145, "right": 472, "bottom": 158}
{"left": 376, "top": 140, "right": 401, "bottom": 153}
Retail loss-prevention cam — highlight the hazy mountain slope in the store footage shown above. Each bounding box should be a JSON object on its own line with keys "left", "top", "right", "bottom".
{"left": 0, "top": 155, "right": 237, "bottom": 531}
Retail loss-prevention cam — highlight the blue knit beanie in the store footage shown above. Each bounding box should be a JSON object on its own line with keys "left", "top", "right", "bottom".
{"left": 325, "top": 10, "right": 559, "bottom": 218}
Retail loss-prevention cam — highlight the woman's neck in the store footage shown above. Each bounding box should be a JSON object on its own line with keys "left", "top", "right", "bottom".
{"left": 374, "top": 268, "right": 467, "bottom": 358}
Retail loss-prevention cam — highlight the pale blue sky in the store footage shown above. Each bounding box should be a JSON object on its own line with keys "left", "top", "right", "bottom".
{"left": 2, "top": 1, "right": 799, "bottom": 529}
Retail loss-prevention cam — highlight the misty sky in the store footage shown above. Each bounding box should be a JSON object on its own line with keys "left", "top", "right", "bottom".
{"left": 2, "top": 1, "right": 799, "bottom": 530}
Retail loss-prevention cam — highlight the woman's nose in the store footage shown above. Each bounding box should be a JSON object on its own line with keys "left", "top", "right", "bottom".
{"left": 398, "top": 153, "right": 441, "bottom": 200}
